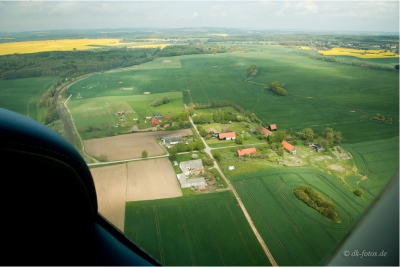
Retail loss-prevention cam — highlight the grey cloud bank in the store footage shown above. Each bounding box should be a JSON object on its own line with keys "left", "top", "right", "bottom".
{"left": 0, "top": 1, "right": 398, "bottom": 33}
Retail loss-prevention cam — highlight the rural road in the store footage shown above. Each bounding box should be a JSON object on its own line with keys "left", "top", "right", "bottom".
{"left": 189, "top": 116, "right": 278, "bottom": 266}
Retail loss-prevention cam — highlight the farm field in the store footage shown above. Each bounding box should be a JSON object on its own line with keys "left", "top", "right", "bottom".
{"left": 0, "top": 77, "right": 58, "bottom": 120}
{"left": 67, "top": 45, "right": 399, "bottom": 144}
{"left": 0, "top": 38, "right": 167, "bottom": 55}
{"left": 124, "top": 191, "right": 271, "bottom": 266}
{"left": 90, "top": 164, "right": 127, "bottom": 231}
{"left": 319, "top": 47, "right": 399, "bottom": 58}
{"left": 67, "top": 92, "right": 184, "bottom": 139}
{"left": 231, "top": 168, "right": 369, "bottom": 266}
{"left": 84, "top": 129, "right": 192, "bottom": 161}
{"left": 342, "top": 137, "right": 399, "bottom": 201}
{"left": 125, "top": 158, "right": 182, "bottom": 201}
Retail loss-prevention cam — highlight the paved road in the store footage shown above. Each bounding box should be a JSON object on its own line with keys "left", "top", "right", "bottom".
{"left": 189, "top": 116, "right": 278, "bottom": 266}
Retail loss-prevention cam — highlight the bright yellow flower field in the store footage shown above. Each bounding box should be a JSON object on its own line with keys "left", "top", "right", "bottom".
{"left": 318, "top": 47, "right": 399, "bottom": 58}
{"left": 0, "top": 38, "right": 169, "bottom": 56}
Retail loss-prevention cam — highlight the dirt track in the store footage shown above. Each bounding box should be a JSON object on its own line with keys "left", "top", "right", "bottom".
{"left": 84, "top": 129, "right": 192, "bottom": 161}
{"left": 126, "top": 158, "right": 182, "bottom": 201}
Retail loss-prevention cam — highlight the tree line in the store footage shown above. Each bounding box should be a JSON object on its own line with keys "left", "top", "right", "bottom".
{"left": 0, "top": 45, "right": 229, "bottom": 80}
{"left": 308, "top": 54, "right": 398, "bottom": 71}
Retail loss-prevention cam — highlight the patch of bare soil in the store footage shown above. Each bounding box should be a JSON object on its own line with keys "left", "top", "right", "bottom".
{"left": 84, "top": 129, "right": 192, "bottom": 161}
{"left": 125, "top": 158, "right": 182, "bottom": 201}
{"left": 332, "top": 146, "right": 352, "bottom": 160}
{"left": 328, "top": 164, "right": 345, "bottom": 172}
{"left": 90, "top": 164, "right": 127, "bottom": 231}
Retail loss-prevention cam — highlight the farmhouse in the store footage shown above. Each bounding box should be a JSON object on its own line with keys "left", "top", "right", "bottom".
{"left": 261, "top": 127, "right": 272, "bottom": 136}
{"left": 162, "top": 135, "right": 182, "bottom": 145}
{"left": 218, "top": 132, "right": 236, "bottom": 140}
{"left": 151, "top": 117, "right": 160, "bottom": 126}
{"left": 282, "top": 140, "right": 296, "bottom": 154}
{"left": 237, "top": 147, "right": 257, "bottom": 157}
{"left": 179, "top": 159, "right": 204, "bottom": 176}
{"left": 154, "top": 113, "right": 163, "bottom": 119}
{"left": 176, "top": 173, "right": 206, "bottom": 188}
{"left": 269, "top": 124, "right": 277, "bottom": 131}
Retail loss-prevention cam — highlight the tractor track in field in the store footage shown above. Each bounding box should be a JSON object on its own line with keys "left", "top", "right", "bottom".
{"left": 153, "top": 206, "right": 165, "bottom": 264}
{"left": 314, "top": 174, "right": 365, "bottom": 214}
{"left": 239, "top": 181, "right": 295, "bottom": 266}
{"left": 224, "top": 202, "right": 258, "bottom": 266}
{"left": 258, "top": 178, "right": 320, "bottom": 261}
{"left": 278, "top": 176, "right": 338, "bottom": 242}
{"left": 294, "top": 174, "right": 354, "bottom": 227}
{"left": 178, "top": 206, "right": 196, "bottom": 265}
{"left": 200, "top": 202, "right": 227, "bottom": 266}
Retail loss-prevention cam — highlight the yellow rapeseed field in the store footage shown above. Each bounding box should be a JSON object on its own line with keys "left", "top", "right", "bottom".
{"left": 0, "top": 38, "right": 136, "bottom": 55}
{"left": 298, "top": 46, "right": 313, "bottom": 50}
{"left": 207, "top": 34, "right": 228, "bottom": 37}
{"left": 319, "top": 47, "right": 399, "bottom": 58}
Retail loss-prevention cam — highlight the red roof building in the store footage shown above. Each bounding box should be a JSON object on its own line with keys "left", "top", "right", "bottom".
{"left": 151, "top": 117, "right": 160, "bottom": 126}
{"left": 261, "top": 127, "right": 272, "bottom": 136}
{"left": 282, "top": 140, "right": 296, "bottom": 154}
{"left": 218, "top": 132, "right": 236, "bottom": 140}
{"left": 237, "top": 148, "right": 257, "bottom": 157}
{"left": 269, "top": 124, "right": 277, "bottom": 131}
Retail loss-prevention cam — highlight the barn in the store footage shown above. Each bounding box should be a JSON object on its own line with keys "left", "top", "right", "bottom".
{"left": 218, "top": 132, "right": 236, "bottom": 140}
{"left": 282, "top": 140, "right": 296, "bottom": 154}
{"left": 269, "top": 124, "right": 277, "bottom": 131}
{"left": 237, "top": 148, "right": 257, "bottom": 157}
{"left": 179, "top": 159, "right": 204, "bottom": 176}
{"left": 261, "top": 127, "right": 272, "bottom": 136}
{"left": 162, "top": 135, "right": 182, "bottom": 145}
{"left": 177, "top": 174, "right": 206, "bottom": 188}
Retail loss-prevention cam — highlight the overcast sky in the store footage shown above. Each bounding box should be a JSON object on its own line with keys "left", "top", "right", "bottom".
{"left": 0, "top": 1, "right": 398, "bottom": 33}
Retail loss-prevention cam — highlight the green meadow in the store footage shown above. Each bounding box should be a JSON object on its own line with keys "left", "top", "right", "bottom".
{"left": 67, "top": 92, "right": 183, "bottom": 139}
{"left": 231, "top": 168, "right": 369, "bottom": 266}
{"left": 124, "top": 191, "right": 271, "bottom": 266}
{"left": 343, "top": 137, "right": 399, "bottom": 201}
{"left": 0, "top": 77, "right": 58, "bottom": 120}
{"left": 68, "top": 44, "right": 399, "bottom": 144}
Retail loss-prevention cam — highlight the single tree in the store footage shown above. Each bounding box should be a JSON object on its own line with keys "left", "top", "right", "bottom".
{"left": 141, "top": 150, "right": 148, "bottom": 158}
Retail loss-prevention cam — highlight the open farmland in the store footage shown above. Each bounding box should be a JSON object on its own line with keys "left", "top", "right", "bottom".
{"left": 0, "top": 38, "right": 132, "bottom": 55}
{"left": 0, "top": 77, "right": 58, "bottom": 120}
{"left": 84, "top": 129, "right": 192, "bottom": 161}
{"left": 67, "top": 45, "right": 399, "bottom": 144}
{"left": 90, "top": 164, "right": 127, "bottom": 231}
{"left": 231, "top": 168, "right": 369, "bottom": 266}
{"left": 67, "top": 92, "right": 184, "bottom": 139}
{"left": 319, "top": 47, "right": 399, "bottom": 58}
{"left": 343, "top": 137, "right": 399, "bottom": 201}
{"left": 125, "top": 158, "right": 182, "bottom": 201}
{"left": 124, "top": 191, "right": 271, "bottom": 266}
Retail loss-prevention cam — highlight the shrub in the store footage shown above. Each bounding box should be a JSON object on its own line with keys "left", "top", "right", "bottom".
{"left": 354, "top": 188, "right": 363, "bottom": 197}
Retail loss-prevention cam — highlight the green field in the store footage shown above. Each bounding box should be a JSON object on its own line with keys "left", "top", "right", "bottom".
{"left": 231, "top": 168, "right": 369, "bottom": 266}
{"left": 0, "top": 77, "right": 58, "bottom": 120}
{"left": 343, "top": 137, "right": 399, "bottom": 201}
{"left": 67, "top": 92, "right": 183, "bottom": 139}
{"left": 68, "top": 45, "right": 399, "bottom": 144}
{"left": 124, "top": 191, "right": 271, "bottom": 266}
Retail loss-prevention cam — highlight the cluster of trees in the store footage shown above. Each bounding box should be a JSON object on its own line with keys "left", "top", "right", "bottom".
{"left": 157, "top": 45, "right": 227, "bottom": 57}
{"left": 249, "top": 65, "right": 258, "bottom": 77}
{"left": 323, "top": 127, "right": 342, "bottom": 148}
{"left": 372, "top": 113, "right": 393, "bottom": 124}
{"left": 297, "top": 127, "right": 314, "bottom": 145}
{"left": 293, "top": 184, "right": 338, "bottom": 221}
{"left": 0, "top": 47, "right": 159, "bottom": 79}
{"left": 308, "top": 54, "right": 398, "bottom": 71}
{"left": 37, "top": 85, "right": 60, "bottom": 125}
{"left": 268, "top": 81, "right": 287, "bottom": 96}
{"left": 168, "top": 139, "right": 206, "bottom": 160}
{"left": 150, "top": 95, "right": 169, "bottom": 107}
{"left": 159, "top": 111, "right": 191, "bottom": 131}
